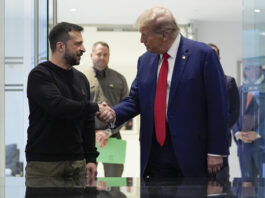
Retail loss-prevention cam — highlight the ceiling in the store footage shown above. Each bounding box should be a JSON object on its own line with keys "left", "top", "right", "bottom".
{"left": 56, "top": 0, "right": 242, "bottom": 25}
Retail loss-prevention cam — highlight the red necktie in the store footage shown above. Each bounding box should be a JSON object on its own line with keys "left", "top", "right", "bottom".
{"left": 154, "top": 53, "right": 169, "bottom": 146}
{"left": 245, "top": 92, "right": 253, "bottom": 109}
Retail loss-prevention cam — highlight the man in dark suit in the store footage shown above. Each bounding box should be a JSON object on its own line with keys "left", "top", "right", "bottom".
{"left": 100, "top": 7, "right": 229, "bottom": 178}
{"left": 208, "top": 43, "right": 240, "bottom": 179}
{"left": 232, "top": 65, "right": 265, "bottom": 178}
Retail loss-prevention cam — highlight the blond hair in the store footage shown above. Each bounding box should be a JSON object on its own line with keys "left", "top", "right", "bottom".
{"left": 135, "top": 7, "right": 180, "bottom": 39}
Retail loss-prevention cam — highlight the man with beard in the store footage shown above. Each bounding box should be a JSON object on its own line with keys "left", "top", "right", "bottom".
{"left": 25, "top": 22, "right": 115, "bottom": 178}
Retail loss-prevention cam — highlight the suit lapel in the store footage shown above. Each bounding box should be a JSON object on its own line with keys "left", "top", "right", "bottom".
{"left": 150, "top": 54, "right": 160, "bottom": 115}
{"left": 168, "top": 37, "right": 191, "bottom": 108}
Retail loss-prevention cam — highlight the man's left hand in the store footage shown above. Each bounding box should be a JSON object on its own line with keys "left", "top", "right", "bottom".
{"left": 207, "top": 156, "right": 223, "bottom": 175}
{"left": 96, "top": 130, "right": 110, "bottom": 148}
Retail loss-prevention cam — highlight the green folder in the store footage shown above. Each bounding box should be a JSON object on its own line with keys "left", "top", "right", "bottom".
{"left": 96, "top": 138, "right": 126, "bottom": 164}
{"left": 97, "top": 177, "right": 127, "bottom": 187}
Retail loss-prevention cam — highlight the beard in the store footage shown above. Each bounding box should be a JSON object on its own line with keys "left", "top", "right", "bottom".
{"left": 64, "top": 48, "right": 81, "bottom": 66}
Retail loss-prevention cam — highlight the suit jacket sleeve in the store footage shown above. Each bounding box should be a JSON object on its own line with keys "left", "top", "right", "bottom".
{"left": 204, "top": 49, "right": 229, "bottom": 155}
{"left": 231, "top": 87, "right": 242, "bottom": 144}
{"left": 110, "top": 74, "right": 129, "bottom": 135}
{"left": 227, "top": 77, "right": 240, "bottom": 129}
{"left": 113, "top": 59, "right": 141, "bottom": 127}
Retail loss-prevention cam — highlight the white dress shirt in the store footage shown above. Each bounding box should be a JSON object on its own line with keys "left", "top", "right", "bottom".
{"left": 157, "top": 33, "right": 181, "bottom": 112}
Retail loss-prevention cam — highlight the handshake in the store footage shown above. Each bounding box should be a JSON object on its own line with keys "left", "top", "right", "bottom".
{"left": 96, "top": 102, "right": 116, "bottom": 123}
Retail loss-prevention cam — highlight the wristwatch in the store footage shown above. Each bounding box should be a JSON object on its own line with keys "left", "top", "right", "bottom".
{"left": 105, "top": 128, "right": 112, "bottom": 136}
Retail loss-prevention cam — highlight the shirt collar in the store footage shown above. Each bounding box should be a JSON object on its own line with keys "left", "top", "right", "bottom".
{"left": 160, "top": 33, "right": 181, "bottom": 59}
{"left": 93, "top": 66, "right": 108, "bottom": 78}
{"left": 255, "top": 74, "right": 264, "bottom": 84}
{"left": 244, "top": 74, "right": 264, "bottom": 85}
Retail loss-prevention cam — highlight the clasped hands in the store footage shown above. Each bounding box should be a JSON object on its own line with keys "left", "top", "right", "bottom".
{"left": 236, "top": 131, "right": 259, "bottom": 143}
{"left": 96, "top": 102, "right": 116, "bottom": 123}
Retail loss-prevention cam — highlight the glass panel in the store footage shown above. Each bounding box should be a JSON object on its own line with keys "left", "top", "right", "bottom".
{"left": 239, "top": 0, "right": 265, "bottom": 178}
{"left": 5, "top": 0, "right": 28, "bottom": 177}
{"left": 0, "top": 0, "right": 5, "bottom": 178}
{"left": 4, "top": 0, "right": 48, "bottom": 177}
{"left": 39, "top": 0, "right": 48, "bottom": 63}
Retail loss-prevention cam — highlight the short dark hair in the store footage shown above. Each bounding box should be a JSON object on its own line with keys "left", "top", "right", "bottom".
{"left": 48, "top": 22, "right": 84, "bottom": 52}
{"left": 92, "top": 41, "right": 110, "bottom": 52}
{"left": 208, "top": 43, "right": 220, "bottom": 57}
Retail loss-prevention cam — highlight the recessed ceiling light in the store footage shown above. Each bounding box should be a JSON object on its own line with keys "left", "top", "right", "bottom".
{"left": 254, "top": 9, "right": 261, "bottom": 13}
{"left": 70, "top": 8, "right": 77, "bottom": 12}
{"left": 260, "top": 32, "right": 265, "bottom": 36}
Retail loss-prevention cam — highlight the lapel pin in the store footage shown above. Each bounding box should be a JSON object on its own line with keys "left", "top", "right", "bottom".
{"left": 182, "top": 55, "right": 186, "bottom": 60}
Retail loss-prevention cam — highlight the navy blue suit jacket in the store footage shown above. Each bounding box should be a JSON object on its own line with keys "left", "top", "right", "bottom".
{"left": 114, "top": 36, "right": 229, "bottom": 177}
{"left": 232, "top": 85, "right": 265, "bottom": 156}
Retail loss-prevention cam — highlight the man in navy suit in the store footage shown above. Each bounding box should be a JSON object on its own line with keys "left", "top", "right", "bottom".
{"left": 100, "top": 7, "right": 229, "bottom": 178}
{"left": 232, "top": 65, "right": 265, "bottom": 178}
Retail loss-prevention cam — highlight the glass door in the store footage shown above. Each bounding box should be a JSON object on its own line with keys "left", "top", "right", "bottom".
{"left": 4, "top": 0, "right": 49, "bottom": 177}
{"left": 240, "top": 0, "right": 265, "bottom": 178}
{"left": 0, "top": 0, "right": 5, "bottom": 179}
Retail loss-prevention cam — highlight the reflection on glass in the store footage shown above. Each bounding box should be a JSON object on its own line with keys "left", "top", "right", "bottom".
{"left": 25, "top": 177, "right": 133, "bottom": 198}
{"left": 5, "top": 0, "right": 27, "bottom": 178}
{"left": 5, "top": 0, "right": 49, "bottom": 177}
{"left": 3, "top": 176, "right": 265, "bottom": 198}
{"left": 38, "top": 0, "right": 48, "bottom": 63}
{"left": 141, "top": 177, "right": 237, "bottom": 197}
{"left": 233, "top": 59, "right": 265, "bottom": 179}
{"left": 232, "top": 178, "right": 265, "bottom": 197}
{"left": 240, "top": 0, "right": 265, "bottom": 180}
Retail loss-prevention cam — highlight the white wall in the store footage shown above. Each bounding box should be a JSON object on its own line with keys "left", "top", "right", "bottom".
{"left": 77, "top": 26, "right": 146, "bottom": 87}
{"left": 193, "top": 20, "right": 242, "bottom": 82}
{"left": 193, "top": 20, "right": 242, "bottom": 178}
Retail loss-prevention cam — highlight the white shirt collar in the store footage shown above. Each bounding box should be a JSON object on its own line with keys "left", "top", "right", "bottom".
{"left": 244, "top": 74, "right": 264, "bottom": 85}
{"left": 255, "top": 74, "right": 264, "bottom": 84}
{"left": 160, "top": 33, "right": 181, "bottom": 59}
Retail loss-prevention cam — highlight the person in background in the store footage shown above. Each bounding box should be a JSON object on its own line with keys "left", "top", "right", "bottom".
{"left": 106, "top": 7, "right": 229, "bottom": 178}
{"left": 25, "top": 22, "right": 114, "bottom": 178}
{"left": 208, "top": 43, "right": 240, "bottom": 179}
{"left": 81, "top": 41, "right": 129, "bottom": 177}
{"left": 232, "top": 65, "right": 265, "bottom": 178}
